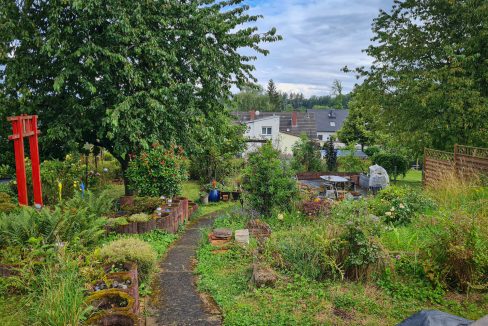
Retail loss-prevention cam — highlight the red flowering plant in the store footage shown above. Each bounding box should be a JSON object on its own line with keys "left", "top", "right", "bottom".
{"left": 299, "top": 197, "right": 333, "bottom": 218}
{"left": 126, "top": 144, "right": 188, "bottom": 197}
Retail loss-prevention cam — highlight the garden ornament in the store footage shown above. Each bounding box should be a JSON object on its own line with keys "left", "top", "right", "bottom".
{"left": 58, "top": 181, "right": 63, "bottom": 202}
{"left": 80, "top": 182, "right": 86, "bottom": 199}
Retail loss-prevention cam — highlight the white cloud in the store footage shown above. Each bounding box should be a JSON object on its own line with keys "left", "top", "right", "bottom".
{"left": 242, "top": 0, "right": 394, "bottom": 95}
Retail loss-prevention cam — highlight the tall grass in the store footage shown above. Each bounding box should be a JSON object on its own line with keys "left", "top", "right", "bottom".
{"left": 28, "top": 254, "right": 92, "bottom": 326}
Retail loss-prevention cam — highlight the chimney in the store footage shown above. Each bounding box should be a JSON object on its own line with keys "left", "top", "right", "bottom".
{"left": 250, "top": 110, "right": 256, "bottom": 121}
{"left": 291, "top": 111, "right": 298, "bottom": 127}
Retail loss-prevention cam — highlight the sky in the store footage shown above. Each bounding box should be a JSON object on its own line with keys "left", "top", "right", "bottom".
{"left": 243, "top": 0, "right": 394, "bottom": 97}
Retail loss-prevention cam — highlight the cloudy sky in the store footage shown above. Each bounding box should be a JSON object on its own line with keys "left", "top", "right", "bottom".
{"left": 243, "top": 0, "right": 394, "bottom": 97}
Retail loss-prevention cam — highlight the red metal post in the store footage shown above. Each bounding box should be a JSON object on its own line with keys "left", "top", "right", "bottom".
{"left": 10, "top": 117, "right": 28, "bottom": 205}
{"left": 29, "top": 116, "right": 43, "bottom": 206}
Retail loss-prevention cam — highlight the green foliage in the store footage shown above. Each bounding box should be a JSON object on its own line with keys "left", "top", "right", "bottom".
{"left": 267, "top": 79, "right": 281, "bottom": 111}
{"left": 243, "top": 142, "right": 298, "bottom": 215}
{"left": 372, "top": 152, "right": 409, "bottom": 180}
{"left": 266, "top": 224, "right": 344, "bottom": 281}
{"left": 26, "top": 157, "right": 84, "bottom": 205}
{"left": 0, "top": 0, "right": 281, "bottom": 196}
{"left": 337, "top": 145, "right": 368, "bottom": 172}
{"left": 349, "top": 1, "right": 488, "bottom": 153}
{"left": 291, "top": 134, "right": 323, "bottom": 172}
{"left": 105, "top": 217, "right": 128, "bottom": 228}
{"left": 0, "top": 191, "right": 17, "bottom": 213}
{"left": 371, "top": 186, "right": 436, "bottom": 226}
{"left": 0, "top": 205, "right": 106, "bottom": 249}
{"left": 97, "top": 238, "right": 157, "bottom": 284}
{"left": 0, "top": 164, "right": 13, "bottom": 179}
{"left": 324, "top": 138, "right": 337, "bottom": 171}
{"left": 364, "top": 146, "right": 382, "bottom": 158}
{"left": 339, "top": 214, "right": 386, "bottom": 281}
{"left": 189, "top": 111, "right": 246, "bottom": 183}
{"left": 63, "top": 189, "right": 117, "bottom": 216}
{"left": 121, "top": 196, "right": 162, "bottom": 215}
{"left": 126, "top": 145, "right": 188, "bottom": 197}
{"left": 127, "top": 213, "right": 150, "bottom": 223}
{"left": 27, "top": 255, "right": 91, "bottom": 326}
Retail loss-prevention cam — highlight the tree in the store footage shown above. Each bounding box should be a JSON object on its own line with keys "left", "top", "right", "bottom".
{"left": 243, "top": 142, "right": 297, "bottom": 216}
{"left": 231, "top": 86, "right": 271, "bottom": 112}
{"left": 337, "top": 89, "right": 377, "bottom": 150}
{"left": 0, "top": 0, "right": 281, "bottom": 194}
{"left": 348, "top": 0, "right": 488, "bottom": 154}
{"left": 267, "top": 79, "right": 281, "bottom": 111}
{"left": 324, "top": 138, "right": 337, "bottom": 172}
{"left": 291, "top": 134, "right": 322, "bottom": 172}
{"left": 331, "top": 80, "right": 344, "bottom": 109}
{"left": 372, "top": 152, "right": 409, "bottom": 181}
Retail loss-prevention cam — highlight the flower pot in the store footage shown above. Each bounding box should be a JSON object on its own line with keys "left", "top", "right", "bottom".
{"left": 208, "top": 189, "right": 220, "bottom": 202}
{"left": 232, "top": 191, "right": 241, "bottom": 200}
{"left": 220, "top": 191, "right": 231, "bottom": 201}
{"left": 85, "top": 311, "right": 138, "bottom": 326}
{"left": 200, "top": 195, "right": 209, "bottom": 205}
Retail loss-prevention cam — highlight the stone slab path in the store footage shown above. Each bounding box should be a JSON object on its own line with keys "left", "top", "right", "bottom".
{"left": 146, "top": 212, "right": 222, "bottom": 326}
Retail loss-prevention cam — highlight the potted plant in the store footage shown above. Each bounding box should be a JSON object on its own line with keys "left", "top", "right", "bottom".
{"left": 199, "top": 191, "right": 209, "bottom": 205}
{"left": 207, "top": 180, "right": 220, "bottom": 203}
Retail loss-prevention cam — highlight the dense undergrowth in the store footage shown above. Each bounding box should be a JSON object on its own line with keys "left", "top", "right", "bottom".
{"left": 196, "top": 177, "right": 488, "bottom": 325}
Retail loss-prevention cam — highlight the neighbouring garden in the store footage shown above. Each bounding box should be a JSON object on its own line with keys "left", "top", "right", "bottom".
{"left": 195, "top": 143, "right": 488, "bottom": 325}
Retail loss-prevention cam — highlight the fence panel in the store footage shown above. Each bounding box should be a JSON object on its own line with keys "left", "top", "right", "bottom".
{"left": 423, "top": 145, "right": 488, "bottom": 187}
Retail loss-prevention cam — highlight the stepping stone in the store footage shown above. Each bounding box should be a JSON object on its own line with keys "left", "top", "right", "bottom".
{"left": 212, "top": 228, "right": 232, "bottom": 239}
{"left": 235, "top": 229, "right": 249, "bottom": 245}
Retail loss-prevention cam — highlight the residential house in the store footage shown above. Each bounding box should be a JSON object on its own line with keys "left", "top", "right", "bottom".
{"left": 233, "top": 111, "right": 316, "bottom": 155}
{"left": 307, "top": 109, "right": 349, "bottom": 142}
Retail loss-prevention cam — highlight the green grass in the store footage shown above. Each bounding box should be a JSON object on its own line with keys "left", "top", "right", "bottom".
{"left": 196, "top": 207, "right": 487, "bottom": 325}
{"left": 182, "top": 181, "right": 201, "bottom": 202}
{"left": 0, "top": 296, "right": 27, "bottom": 326}
{"left": 395, "top": 169, "right": 422, "bottom": 189}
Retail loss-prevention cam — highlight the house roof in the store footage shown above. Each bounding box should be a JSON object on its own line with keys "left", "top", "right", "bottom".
{"left": 307, "top": 109, "right": 349, "bottom": 132}
{"left": 233, "top": 111, "right": 317, "bottom": 139}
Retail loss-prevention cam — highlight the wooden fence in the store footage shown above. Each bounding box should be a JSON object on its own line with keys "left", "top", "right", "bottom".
{"left": 423, "top": 145, "right": 488, "bottom": 187}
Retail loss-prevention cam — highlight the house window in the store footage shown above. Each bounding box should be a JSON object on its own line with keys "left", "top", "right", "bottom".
{"left": 330, "top": 121, "right": 336, "bottom": 127}
{"left": 318, "top": 135, "right": 323, "bottom": 140}
{"left": 262, "top": 127, "right": 272, "bottom": 135}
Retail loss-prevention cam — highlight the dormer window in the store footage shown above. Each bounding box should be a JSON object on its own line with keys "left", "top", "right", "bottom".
{"left": 328, "top": 110, "right": 336, "bottom": 119}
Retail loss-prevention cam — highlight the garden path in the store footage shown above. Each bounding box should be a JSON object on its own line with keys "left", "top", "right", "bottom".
{"left": 146, "top": 211, "right": 222, "bottom": 326}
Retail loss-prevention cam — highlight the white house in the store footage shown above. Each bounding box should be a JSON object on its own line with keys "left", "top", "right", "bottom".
{"left": 243, "top": 115, "right": 281, "bottom": 155}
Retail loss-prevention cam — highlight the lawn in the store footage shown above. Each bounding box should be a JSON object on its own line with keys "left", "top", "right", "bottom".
{"left": 395, "top": 169, "right": 422, "bottom": 189}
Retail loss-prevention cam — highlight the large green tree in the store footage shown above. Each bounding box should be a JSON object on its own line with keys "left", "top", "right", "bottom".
{"left": 0, "top": 0, "right": 280, "bottom": 193}
{"left": 348, "top": 0, "right": 488, "bottom": 154}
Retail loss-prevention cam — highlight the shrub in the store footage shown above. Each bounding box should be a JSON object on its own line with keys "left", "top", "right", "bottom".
{"left": 106, "top": 217, "right": 129, "bottom": 228}
{"left": 337, "top": 145, "right": 368, "bottom": 172}
{"left": 0, "top": 205, "right": 106, "bottom": 249}
{"left": 364, "top": 146, "right": 382, "bottom": 157}
{"left": 26, "top": 156, "right": 84, "bottom": 205}
{"left": 323, "top": 138, "right": 337, "bottom": 171}
{"left": 371, "top": 186, "right": 435, "bottom": 225}
{"left": 0, "top": 192, "right": 17, "bottom": 214}
{"left": 63, "top": 189, "right": 117, "bottom": 216}
{"left": 372, "top": 152, "right": 409, "bottom": 181}
{"left": 299, "top": 198, "right": 333, "bottom": 218}
{"left": 126, "top": 144, "right": 188, "bottom": 197}
{"left": 243, "top": 142, "right": 298, "bottom": 216}
{"left": 0, "top": 164, "right": 14, "bottom": 179}
{"left": 266, "top": 224, "right": 344, "bottom": 281}
{"left": 291, "top": 134, "right": 323, "bottom": 173}
{"left": 121, "top": 196, "right": 161, "bottom": 214}
{"left": 127, "top": 213, "right": 150, "bottom": 223}
{"left": 339, "top": 215, "right": 387, "bottom": 281}
{"left": 98, "top": 238, "right": 157, "bottom": 283}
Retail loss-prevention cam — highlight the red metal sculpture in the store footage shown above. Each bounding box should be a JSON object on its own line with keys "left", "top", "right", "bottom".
{"left": 7, "top": 115, "right": 43, "bottom": 206}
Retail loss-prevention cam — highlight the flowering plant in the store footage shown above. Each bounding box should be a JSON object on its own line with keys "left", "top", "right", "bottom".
{"left": 126, "top": 144, "right": 188, "bottom": 197}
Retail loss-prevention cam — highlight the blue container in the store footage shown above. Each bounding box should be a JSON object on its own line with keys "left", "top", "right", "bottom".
{"left": 208, "top": 189, "right": 220, "bottom": 202}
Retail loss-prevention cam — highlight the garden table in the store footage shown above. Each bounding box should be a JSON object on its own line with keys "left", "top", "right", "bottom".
{"left": 320, "top": 175, "right": 351, "bottom": 199}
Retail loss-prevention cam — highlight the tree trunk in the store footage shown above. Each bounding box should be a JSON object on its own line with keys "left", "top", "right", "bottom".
{"left": 121, "top": 159, "right": 133, "bottom": 196}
